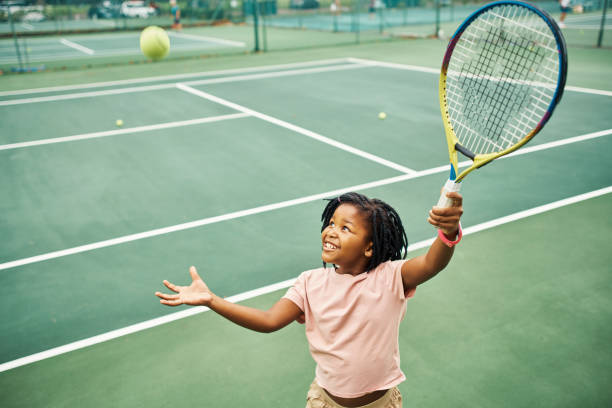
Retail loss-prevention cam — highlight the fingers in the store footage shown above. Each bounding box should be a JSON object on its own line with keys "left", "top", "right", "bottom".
{"left": 428, "top": 208, "right": 462, "bottom": 224}
{"left": 155, "top": 291, "right": 183, "bottom": 306}
{"left": 189, "top": 265, "right": 201, "bottom": 282}
{"left": 444, "top": 191, "right": 463, "bottom": 207}
{"left": 159, "top": 298, "right": 183, "bottom": 306}
{"left": 431, "top": 192, "right": 463, "bottom": 216}
{"left": 156, "top": 291, "right": 179, "bottom": 300}
{"left": 429, "top": 192, "right": 462, "bottom": 231}
{"left": 163, "top": 280, "right": 181, "bottom": 293}
{"left": 428, "top": 215, "right": 460, "bottom": 232}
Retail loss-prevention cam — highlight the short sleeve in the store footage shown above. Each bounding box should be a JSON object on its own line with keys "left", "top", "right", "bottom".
{"left": 389, "top": 260, "right": 416, "bottom": 300}
{"left": 283, "top": 271, "right": 307, "bottom": 312}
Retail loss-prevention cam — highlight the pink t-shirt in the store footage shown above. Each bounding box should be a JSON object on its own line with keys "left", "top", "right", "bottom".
{"left": 283, "top": 260, "right": 415, "bottom": 398}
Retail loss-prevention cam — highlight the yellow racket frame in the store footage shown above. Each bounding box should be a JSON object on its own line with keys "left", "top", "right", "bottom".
{"left": 439, "top": 72, "right": 540, "bottom": 183}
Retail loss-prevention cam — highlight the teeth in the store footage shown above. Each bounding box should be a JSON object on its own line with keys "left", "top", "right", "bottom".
{"left": 324, "top": 242, "right": 337, "bottom": 250}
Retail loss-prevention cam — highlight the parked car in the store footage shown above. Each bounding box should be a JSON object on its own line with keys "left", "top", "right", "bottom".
{"left": 120, "top": 1, "right": 155, "bottom": 18}
{"left": 89, "top": 1, "right": 120, "bottom": 19}
{"left": 22, "top": 10, "right": 45, "bottom": 22}
{"left": 289, "top": 0, "right": 319, "bottom": 9}
{"left": 88, "top": 1, "right": 121, "bottom": 19}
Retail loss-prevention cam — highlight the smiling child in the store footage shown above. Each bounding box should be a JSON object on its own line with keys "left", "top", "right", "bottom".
{"left": 156, "top": 191, "right": 463, "bottom": 407}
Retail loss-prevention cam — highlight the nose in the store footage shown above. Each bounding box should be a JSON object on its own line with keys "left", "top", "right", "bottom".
{"left": 324, "top": 224, "right": 338, "bottom": 238}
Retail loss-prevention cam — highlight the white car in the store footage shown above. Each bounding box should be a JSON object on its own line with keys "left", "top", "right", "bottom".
{"left": 22, "top": 11, "right": 45, "bottom": 22}
{"left": 120, "top": 1, "right": 155, "bottom": 18}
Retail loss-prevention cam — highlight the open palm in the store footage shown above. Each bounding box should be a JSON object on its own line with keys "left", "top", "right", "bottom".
{"left": 155, "top": 266, "right": 212, "bottom": 306}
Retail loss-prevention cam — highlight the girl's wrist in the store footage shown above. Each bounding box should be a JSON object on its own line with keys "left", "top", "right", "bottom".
{"left": 438, "top": 223, "right": 462, "bottom": 247}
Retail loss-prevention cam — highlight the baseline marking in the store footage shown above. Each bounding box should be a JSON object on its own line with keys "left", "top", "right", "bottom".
{"left": 1, "top": 186, "right": 610, "bottom": 373}
{"left": 0, "top": 113, "right": 250, "bottom": 151}
{"left": 0, "top": 58, "right": 351, "bottom": 97}
{"left": 176, "top": 83, "right": 417, "bottom": 174}
{"left": 0, "top": 63, "right": 367, "bottom": 106}
{"left": 59, "top": 38, "right": 95, "bottom": 55}
{"left": 168, "top": 31, "right": 246, "bottom": 47}
{"left": 347, "top": 57, "right": 612, "bottom": 97}
{"left": 2, "top": 56, "right": 610, "bottom": 99}
{"left": 1, "top": 127, "right": 610, "bottom": 271}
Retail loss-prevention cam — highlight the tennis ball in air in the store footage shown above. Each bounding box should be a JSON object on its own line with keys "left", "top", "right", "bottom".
{"left": 116, "top": 119, "right": 123, "bottom": 127}
{"left": 378, "top": 112, "right": 387, "bottom": 120}
{"left": 140, "top": 26, "right": 170, "bottom": 60}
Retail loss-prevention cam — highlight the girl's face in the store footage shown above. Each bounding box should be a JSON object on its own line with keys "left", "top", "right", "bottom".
{"left": 321, "top": 204, "right": 373, "bottom": 275}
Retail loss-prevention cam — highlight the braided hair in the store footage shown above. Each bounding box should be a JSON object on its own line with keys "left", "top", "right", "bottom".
{"left": 321, "top": 192, "right": 408, "bottom": 272}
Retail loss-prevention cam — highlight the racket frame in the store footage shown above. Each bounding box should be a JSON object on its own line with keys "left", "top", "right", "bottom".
{"left": 439, "top": 0, "right": 568, "bottom": 184}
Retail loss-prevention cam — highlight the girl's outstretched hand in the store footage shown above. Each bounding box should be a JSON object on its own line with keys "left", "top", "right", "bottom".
{"left": 155, "top": 266, "right": 212, "bottom": 307}
{"left": 428, "top": 191, "right": 463, "bottom": 237}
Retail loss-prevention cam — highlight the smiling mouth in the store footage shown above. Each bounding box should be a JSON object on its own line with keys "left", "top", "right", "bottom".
{"left": 323, "top": 242, "right": 338, "bottom": 250}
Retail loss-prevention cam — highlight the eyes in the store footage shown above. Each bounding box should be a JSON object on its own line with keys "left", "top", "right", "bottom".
{"left": 329, "top": 221, "right": 350, "bottom": 232}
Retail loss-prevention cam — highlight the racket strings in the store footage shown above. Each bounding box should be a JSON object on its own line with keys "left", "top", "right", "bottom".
{"left": 445, "top": 4, "right": 560, "bottom": 156}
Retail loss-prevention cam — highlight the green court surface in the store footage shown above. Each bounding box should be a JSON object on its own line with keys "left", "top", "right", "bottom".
{"left": 1, "top": 34, "right": 611, "bottom": 407}
{"left": 1, "top": 195, "right": 611, "bottom": 407}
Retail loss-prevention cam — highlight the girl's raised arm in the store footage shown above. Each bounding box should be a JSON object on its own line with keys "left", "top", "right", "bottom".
{"left": 400, "top": 192, "right": 463, "bottom": 290}
{"left": 156, "top": 266, "right": 303, "bottom": 333}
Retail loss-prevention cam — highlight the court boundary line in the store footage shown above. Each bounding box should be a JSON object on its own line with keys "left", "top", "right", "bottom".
{"left": 168, "top": 31, "right": 246, "bottom": 47}
{"left": 2, "top": 56, "right": 610, "bottom": 99}
{"left": 0, "top": 58, "right": 352, "bottom": 97}
{"left": 1, "top": 185, "right": 610, "bottom": 373}
{"left": 346, "top": 57, "right": 612, "bottom": 97}
{"left": 59, "top": 38, "right": 95, "bottom": 55}
{"left": 1, "top": 127, "right": 609, "bottom": 272}
{"left": 0, "top": 113, "right": 251, "bottom": 151}
{"left": 175, "top": 83, "right": 417, "bottom": 174}
{"left": 0, "top": 63, "right": 368, "bottom": 106}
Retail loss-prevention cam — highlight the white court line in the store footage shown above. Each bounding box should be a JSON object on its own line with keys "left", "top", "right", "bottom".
{"left": 0, "top": 58, "right": 351, "bottom": 97}
{"left": 0, "top": 173, "right": 424, "bottom": 272}
{"left": 168, "top": 31, "right": 246, "bottom": 47}
{"left": 347, "top": 57, "right": 612, "bottom": 97}
{"left": 176, "top": 83, "right": 416, "bottom": 174}
{"left": 2, "top": 56, "right": 609, "bottom": 101}
{"left": 0, "top": 113, "right": 251, "bottom": 151}
{"left": 2, "top": 127, "right": 610, "bottom": 272}
{"left": 59, "top": 38, "right": 95, "bottom": 55}
{"left": 505, "top": 129, "right": 612, "bottom": 157}
{"left": 565, "top": 24, "right": 612, "bottom": 30}
{"left": 0, "top": 63, "right": 367, "bottom": 106}
{"left": 1, "top": 185, "right": 610, "bottom": 373}
{"left": 346, "top": 57, "right": 440, "bottom": 74}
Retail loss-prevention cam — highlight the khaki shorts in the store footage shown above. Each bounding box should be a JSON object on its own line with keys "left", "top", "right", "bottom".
{"left": 306, "top": 380, "right": 402, "bottom": 408}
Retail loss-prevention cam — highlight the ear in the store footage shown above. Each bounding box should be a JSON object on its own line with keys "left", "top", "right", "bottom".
{"left": 364, "top": 241, "right": 373, "bottom": 258}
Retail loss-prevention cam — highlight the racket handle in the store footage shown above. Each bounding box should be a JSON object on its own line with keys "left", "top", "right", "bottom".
{"left": 436, "top": 179, "right": 462, "bottom": 208}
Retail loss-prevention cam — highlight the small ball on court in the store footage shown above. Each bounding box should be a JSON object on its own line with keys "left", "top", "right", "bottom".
{"left": 140, "top": 26, "right": 170, "bottom": 60}
{"left": 116, "top": 119, "right": 123, "bottom": 127}
{"left": 378, "top": 112, "right": 387, "bottom": 120}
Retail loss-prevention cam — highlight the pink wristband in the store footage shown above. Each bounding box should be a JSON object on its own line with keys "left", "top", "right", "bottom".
{"left": 438, "top": 223, "right": 462, "bottom": 247}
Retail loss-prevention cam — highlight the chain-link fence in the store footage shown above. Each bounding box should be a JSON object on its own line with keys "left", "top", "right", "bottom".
{"left": 1, "top": 0, "right": 609, "bottom": 73}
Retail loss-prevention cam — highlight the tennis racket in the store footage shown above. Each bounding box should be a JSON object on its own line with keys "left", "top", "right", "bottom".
{"left": 437, "top": 0, "right": 568, "bottom": 207}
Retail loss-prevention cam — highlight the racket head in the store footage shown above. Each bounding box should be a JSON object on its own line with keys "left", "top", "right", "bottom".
{"left": 439, "top": 0, "right": 568, "bottom": 182}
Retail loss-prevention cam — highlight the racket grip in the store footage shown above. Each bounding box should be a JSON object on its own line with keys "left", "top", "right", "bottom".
{"left": 436, "top": 179, "right": 461, "bottom": 208}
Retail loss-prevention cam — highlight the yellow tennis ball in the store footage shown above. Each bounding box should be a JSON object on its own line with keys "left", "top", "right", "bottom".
{"left": 116, "top": 119, "right": 123, "bottom": 127}
{"left": 378, "top": 112, "right": 387, "bottom": 120}
{"left": 140, "top": 26, "right": 170, "bottom": 60}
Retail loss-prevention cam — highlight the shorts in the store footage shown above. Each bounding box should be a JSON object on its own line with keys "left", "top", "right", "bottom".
{"left": 560, "top": 6, "right": 571, "bottom": 12}
{"left": 306, "top": 381, "right": 402, "bottom": 408}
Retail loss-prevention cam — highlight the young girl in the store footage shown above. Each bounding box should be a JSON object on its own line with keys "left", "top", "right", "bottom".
{"left": 156, "top": 191, "right": 464, "bottom": 407}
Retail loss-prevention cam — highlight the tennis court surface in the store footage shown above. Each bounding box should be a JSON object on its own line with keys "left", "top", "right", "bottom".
{"left": 1, "top": 35, "right": 611, "bottom": 407}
